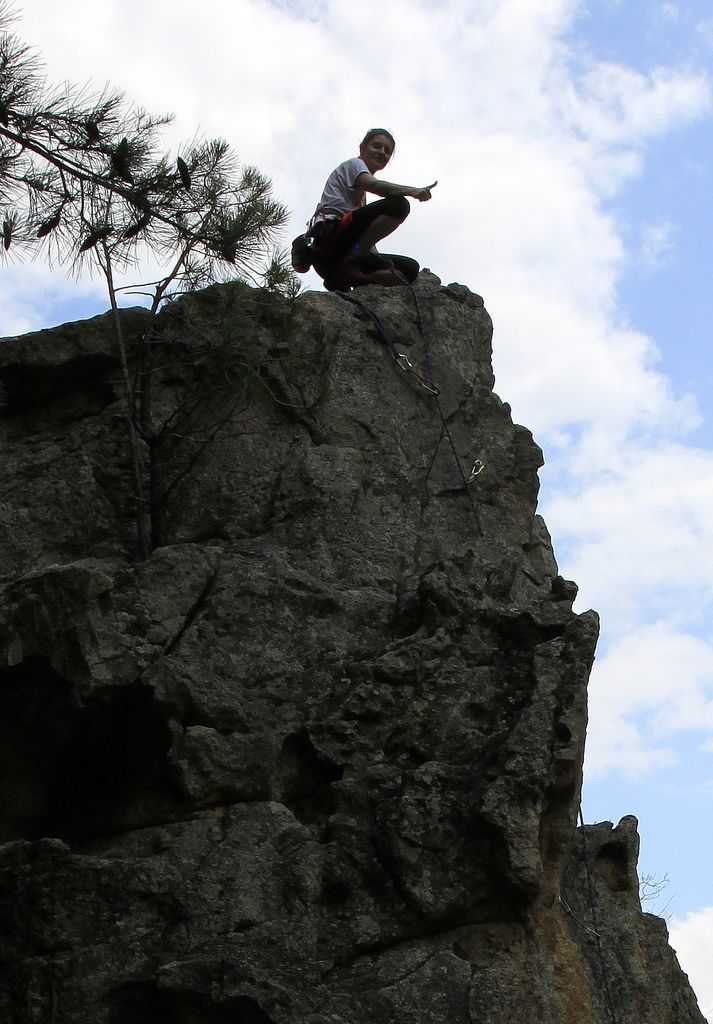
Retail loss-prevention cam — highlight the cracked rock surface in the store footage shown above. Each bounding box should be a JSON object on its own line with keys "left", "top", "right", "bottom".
{"left": 0, "top": 274, "right": 704, "bottom": 1022}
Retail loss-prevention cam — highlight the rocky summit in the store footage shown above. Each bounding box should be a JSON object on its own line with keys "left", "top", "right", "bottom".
{"left": 0, "top": 273, "right": 704, "bottom": 1023}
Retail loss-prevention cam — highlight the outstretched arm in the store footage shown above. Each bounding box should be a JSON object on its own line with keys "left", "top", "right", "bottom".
{"left": 355, "top": 172, "right": 437, "bottom": 202}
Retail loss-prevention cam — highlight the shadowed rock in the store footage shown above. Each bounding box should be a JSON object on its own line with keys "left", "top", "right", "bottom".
{"left": 0, "top": 275, "right": 704, "bottom": 1023}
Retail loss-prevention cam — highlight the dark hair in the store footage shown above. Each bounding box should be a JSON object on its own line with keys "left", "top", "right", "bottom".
{"left": 360, "top": 128, "right": 396, "bottom": 152}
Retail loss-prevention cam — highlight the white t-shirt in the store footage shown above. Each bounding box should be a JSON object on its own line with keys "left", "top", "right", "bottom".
{"left": 312, "top": 157, "right": 369, "bottom": 221}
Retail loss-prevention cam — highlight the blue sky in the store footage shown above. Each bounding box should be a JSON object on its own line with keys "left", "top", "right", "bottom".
{"left": 2, "top": 1, "right": 713, "bottom": 1016}
{"left": 583, "top": 1, "right": 713, "bottom": 427}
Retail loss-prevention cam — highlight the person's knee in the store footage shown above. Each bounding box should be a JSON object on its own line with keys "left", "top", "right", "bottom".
{"left": 382, "top": 195, "right": 410, "bottom": 221}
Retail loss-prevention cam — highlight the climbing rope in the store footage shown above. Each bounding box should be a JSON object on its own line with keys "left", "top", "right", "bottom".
{"left": 335, "top": 284, "right": 484, "bottom": 536}
{"left": 578, "top": 804, "right": 620, "bottom": 1024}
{"left": 335, "top": 291, "right": 439, "bottom": 395}
{"left": 402, "top": 275, "right": 485, "bottom": 535}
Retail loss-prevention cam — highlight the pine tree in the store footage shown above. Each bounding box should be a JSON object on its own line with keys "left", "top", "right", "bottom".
{"left": 0, "top": 3, "right": 294, "bottom": 558}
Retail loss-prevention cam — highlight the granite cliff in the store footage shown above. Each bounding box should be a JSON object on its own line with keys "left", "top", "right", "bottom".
{"left": 0, "top": 274, "right": 704, "bottom": 1023}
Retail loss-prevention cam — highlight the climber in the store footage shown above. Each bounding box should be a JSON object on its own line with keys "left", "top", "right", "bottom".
{"left": 291, "top": 128, "right": 437, "bottom": 292}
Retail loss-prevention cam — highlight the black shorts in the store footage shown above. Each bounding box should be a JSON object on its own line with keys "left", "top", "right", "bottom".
{"left": 312, "top": 197, "right": 418, "bottom": 283}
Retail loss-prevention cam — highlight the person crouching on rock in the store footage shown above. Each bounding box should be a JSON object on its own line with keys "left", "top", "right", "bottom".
{"left": 291, "top": 128, "right": 436, "bottom": 292}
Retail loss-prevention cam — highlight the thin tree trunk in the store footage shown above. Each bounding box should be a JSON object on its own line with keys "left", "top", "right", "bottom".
{"left": 105, "top": 255, "right": 151, "bottom": 560}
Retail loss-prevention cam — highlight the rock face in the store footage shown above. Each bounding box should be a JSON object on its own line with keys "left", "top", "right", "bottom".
{"left": 0, "top": 274, "right": 704, "bottom": 1023}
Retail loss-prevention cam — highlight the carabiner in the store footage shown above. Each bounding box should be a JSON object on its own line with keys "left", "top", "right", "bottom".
{"left": 468, "top": 459, "right": 485, "bottom": 482}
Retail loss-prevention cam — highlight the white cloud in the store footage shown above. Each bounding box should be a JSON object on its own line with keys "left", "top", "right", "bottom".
{"left": 639, "top": 220, "right": 676, "bottom": 268}
{"left": 545, "top": 443, "right": 713, "bottom": 631}
{"left": 585, "top": 625, "right": 713, "bottom": 780}
{"left": 697, "top": 17, "right": 713, "bottom": 50}
{"left": 561, "top": 61, "right": 710, "bottom": 162}
{"left": 0, "top": 265, "right": 107, "bottom": 339}
{"left": 661, "top": 3, "right": 680, "bottom": 25}
{"left": 670, "top": 907, "right": 713, "bottom": 1023}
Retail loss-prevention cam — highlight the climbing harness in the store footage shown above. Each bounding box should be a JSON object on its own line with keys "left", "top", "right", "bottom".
{"left": 292, "top": 212, "right": 356, "bottom": 275}
{"left": 334, "top": 277, "right": 484, "bottom": 536}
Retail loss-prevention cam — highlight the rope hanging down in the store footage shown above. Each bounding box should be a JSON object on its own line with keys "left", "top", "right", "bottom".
{"left": 335, "top": 284, "right": 483, "bottom": 537}
{"left": 335, "top": 291, "right": 439, "bottom": 395}
{"left": 578, "top": 804, "right": 620, "bottom": 1024}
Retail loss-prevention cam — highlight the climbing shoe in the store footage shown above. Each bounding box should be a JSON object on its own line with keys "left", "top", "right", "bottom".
{"left": 323, "top": 273, "right": 352, "bottom": 292}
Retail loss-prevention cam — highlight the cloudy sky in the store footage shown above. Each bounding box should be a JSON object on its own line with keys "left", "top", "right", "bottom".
{"left": 3, "top": 0, "right": 713, "bottom": 1016}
